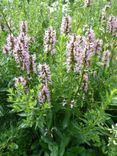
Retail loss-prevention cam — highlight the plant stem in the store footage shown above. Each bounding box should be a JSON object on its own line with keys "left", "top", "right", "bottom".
{"left": 1, "top": 9, "right": 12, "bottom": 34}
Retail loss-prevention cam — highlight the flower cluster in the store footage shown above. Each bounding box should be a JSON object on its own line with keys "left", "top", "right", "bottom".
{"left": 66, "top": 34, "right": 77, "bottom": 72}
{"left": 66, "top": 28, "right": 103, "bottom": 73}
{"left": 3, "top": 21, "right": 36, "bottom": 74}
{"left": 3, "top": 34, "right": 15, "bottom": 54}
{"left": 44, "top": 27, "right": 56, "bottom": 55}
{"left": 38, "top": 85, "right": 50, "bottom": 104}
{"left": 14, "top": 76, "right": 27, "bottom": 87}
{"left": 74, "top": 36, "right": 87, "bottom": 73}
{"left": 60, "top": 16, "right": 72, "bottom": 34}
{"left": 37, "top": 63, "right": 51, "bottom": 84}
{"left": 102, "top": 50, "right": 111, "bottom": 68}
{"left": 107, "top": 16, "right": 117, "bottom": 36}
{"left": 66, "top": 28, "right": 103, "bottom": 92}
{"left": 37, "top": 63, "right": 51, "bottom": 104}
{"left": 86, "top": 28, "right": 103, "bottom": 55}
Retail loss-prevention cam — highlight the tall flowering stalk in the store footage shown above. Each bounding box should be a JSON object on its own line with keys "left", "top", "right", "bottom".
{"left": 66, "top": 34, "right": 77, "bottom": 72}
{"left": 60, "top": 16, "right": 72, "bottom": 35}
{"left": 107, "top": 16, "right": 117, "bottom": 36}
{"left": 86, "top": 28, "right": 103, "bottom": 55}
{"left": 3, "top": 21, "right": 37, "bottom": 74}
{"left": 66, "top": 28, "right": 103, "bottom": 95}
{"left": 102, "top": 50, "right": 111, "bottom": 68}
{"left": 66, "top": 28, "right": 103, "bottom": 73}
{"left": 66, "top": 34, "right": 88, "bottom": 73}
{"left": 44, "top": 27, "right": 56, "bottom": 55}
{"left": 74, "top": 36, "right": 88, "bottom": 73}
{"left": 3, "top": 34, "right": 15, "bottom": 54}
{"left": 37, "top": 63, "right": 51, "bottom": 84}
{"left": 37, "top": 63, "right": 51, "bottom": 104}
{"left": 38, "top": 85, "right": 50, "bottom": 104}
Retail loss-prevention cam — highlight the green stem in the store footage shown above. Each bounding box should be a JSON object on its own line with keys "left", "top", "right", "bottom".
{"left": 0, "top": 9, "right": 12, "bottom": 34}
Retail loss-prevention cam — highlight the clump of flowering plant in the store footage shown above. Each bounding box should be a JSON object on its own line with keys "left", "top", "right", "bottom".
{"left": 1, "top": 1, "right": 117, "bottom": 155}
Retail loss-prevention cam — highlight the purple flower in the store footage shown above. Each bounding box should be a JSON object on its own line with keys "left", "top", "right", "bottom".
{"left": 38, "top": 85, "right": 50, "bottom": 104}
{"left": 20, "top": 21, "right": 28, "bottom": 34}
{"left": 37, "top": 63, "right": 51, "bottom": 84}
{"left": 107, "top": 16, "right": 117, "bottom": 36}
{"left": 86, "top": 28, "right": 103, "bottom": 54}
{"left": 3, "top": 45, "right": 10, "bottom": 54}
{"left": 60, "top": 16, "right": 72, "bottom": 34}
{"left": 86, "top": 28, "right": 95, "bottom": 43}
{"left": 44, "top": 27, "right": 56, "bottom": 55}
{"left": 66, "top": 34, "right": 77, "bottom": 72}
{"left": 3, "top": 21, "right": 36, "bottom": 74}
{"left": 30, "top": 54, "right": 37, "bottom": 73}
{"left": 102, "top": 50, "right": 111, "bottom": 68}
{"left": 3, "top": 34, "right": 15, "bottom": 54}
{"left": 66, "top": 28, "right": 103, "bottom": 73}
{"left": 21, "top": 50, "right": 30, "bottom": 73}
{"left": 14, "top": 76, "right": 27, "bottom": 87}
{"left": 94, "top": 39, "right": 103, "bottom": 53}
{"left": 74, "top": 36, "right": 86, "bottom": 73}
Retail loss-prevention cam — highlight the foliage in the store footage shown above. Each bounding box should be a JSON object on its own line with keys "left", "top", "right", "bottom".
{"left": 0, "top": 0, "right": 117, "bottom": 156}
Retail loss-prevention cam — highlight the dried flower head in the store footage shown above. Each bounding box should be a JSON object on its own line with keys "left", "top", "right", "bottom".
{"left": 74, "top": 36, "right": 87, "bottom": 73}
{"left": 86, "top": 28, "right": 103, "bottom": 54}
